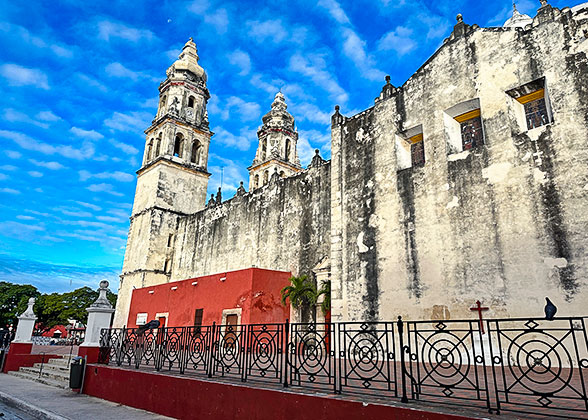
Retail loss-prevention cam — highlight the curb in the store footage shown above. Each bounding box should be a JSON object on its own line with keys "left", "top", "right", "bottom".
{"left": 0, "top": 390, "right": 68, "bottom": 420}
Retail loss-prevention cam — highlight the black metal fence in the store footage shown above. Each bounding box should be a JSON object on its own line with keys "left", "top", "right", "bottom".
{"left": 99, "top": 316, "right": 588, "bottom": 419}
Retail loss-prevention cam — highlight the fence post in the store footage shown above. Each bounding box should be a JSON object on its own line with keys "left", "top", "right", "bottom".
{"left": 283, "top": 318, "right": 289, "bottom": 388}
{"left": 397, "top": 316, "right": 408, "bottom": 403}
{"left": 208, "top": 322, "right": 216, "bottom": 378}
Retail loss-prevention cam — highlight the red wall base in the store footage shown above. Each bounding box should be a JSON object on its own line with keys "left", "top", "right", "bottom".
{"left": 78, "top": 347, "right": 100, "bottom": 364}
{"left": 83, "top": 365, "right": 474, "bottom": 420}
{"left": 3, "top": 343, "right": 62, "bottom": 373}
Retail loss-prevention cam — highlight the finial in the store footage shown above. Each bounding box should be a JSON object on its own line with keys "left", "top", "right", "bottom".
{"left": 240, "top": 181, "right": 244, "bottom": 186}
{"left": 188, "top": 37, "right": 193, "bottom": 42}
{"left": 539, "top": 0, "right": 547, "bottom": 6}
{"left": 456, "top": 13, "right": 463, "bottom": 23}
{"left": 513, "top": 1, "right": 517, "bottom": 12}
{"left": 315, "top": 149, "right": 320, "bottom": 155}
{"left": 335, "top": 105, "right": 340, "bottom": 112}
{"left": 385, "top": 75, "right": 391, "bottom": 84}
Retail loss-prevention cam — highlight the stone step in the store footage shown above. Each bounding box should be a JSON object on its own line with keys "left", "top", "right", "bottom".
{"left": 7, "top": 370, "right": 70, "bottom": 389}
{"left": 45, "top": 357, "right": 74, "bottom": 368}
{"left": 19, "top": 366, "right": 70, "bottom": 382}
{"left": 31, "top": 362, "right": 70, "bottom": 373}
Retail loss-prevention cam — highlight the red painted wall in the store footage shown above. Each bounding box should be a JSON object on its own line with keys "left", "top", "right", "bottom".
{"left": 127, "top": 268, "right": 291, "bottom": 328}
{"left": 2, "top": 343, "right": 62, "bottom": 373}
{"left": 83, "top": 365, "right": 474, "bottom": 420}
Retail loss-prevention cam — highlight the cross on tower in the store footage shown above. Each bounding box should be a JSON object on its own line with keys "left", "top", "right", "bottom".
{"left": 470, "top": 300, "right": 489, "bottom": 334}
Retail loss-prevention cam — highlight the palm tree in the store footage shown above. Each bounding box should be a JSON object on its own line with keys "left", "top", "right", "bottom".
{"left": 280, "top": 275, "right": 317, "bottom": 310}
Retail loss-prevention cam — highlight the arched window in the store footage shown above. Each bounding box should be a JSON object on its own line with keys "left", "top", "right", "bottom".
{"left": 284, "top": 139, "right": 290, "bottom": 162}
{"left": 262, "top": 138, "right": 267, "bottom": 159}
{"left": 188, "top": 96, "right": 195, "bottom": 108}
{"left": 174, "top": 133, "right": 184, "bottom": 158}
{"left": 280, "top": 171, "right": 285, "bottom": 178}
{"left": 159, "top": 95, "right": 167, "bottom": 115}
{"left": 155, "top": 134, "right": 162, "bottom": 157}
{"left": 146, "top": 139, "right": 153, "bottom": 161}
{"left": 263, "top": 170, "right": 269, "bottom": 185}
{"left": 254, "top": 174, "right": 259, "bottom": 189}
{"left": 191, "top": 141, "right": 201, "bottom": 164}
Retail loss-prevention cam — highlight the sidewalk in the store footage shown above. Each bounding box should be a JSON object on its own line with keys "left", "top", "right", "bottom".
{"left": 0, "top": 373, "right": 173, "bottom": 420}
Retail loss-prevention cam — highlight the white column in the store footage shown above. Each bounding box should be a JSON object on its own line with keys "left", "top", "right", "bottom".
{"left": 13, "top": 298, "right": 37, "bottom": 343}
{"left": 81, "top": 280, "right": 115, "bottom": 348}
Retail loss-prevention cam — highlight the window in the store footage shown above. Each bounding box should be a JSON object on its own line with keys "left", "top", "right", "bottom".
{"left": 506, "top": 78, "right": 552, "bottom": 132}
{"left": 146, "top": 139, "right": 153, "bottom": 161}
{"left": 155, "top": 134, "right": 162, "bottom": 157}
{"left": 191, "top": 141, "right": 200, "bottom": 164}
{"left": 188, "top": 96, "right": 195, "bottom": 108}
{"left": 280, "top": 171, "right": 285, "bottom": 177}
{"left": 193, "top": 308, "right": 204, "bottom": 335}
{"left": 254, "top": 174, "right": 259, "bottom": 189}
{"left": 159, "top": 95, "right": 167, "bottom": 115}
{"left": 409, "top": 133, "right": 425, "bottom": 166}
{"left": 174, "top": 134, "right": 184, "bottom": 158}
{"left": 262, "top": 138, "right": 267, "bottom": 159}
{"left": 285, "top": 139, "right": 290, "bottom": 162}
{"left": 456, "top": 109, "right": 484, "bottom": 150}
{"left": 163, "top": 259, "right": 170, "bottom": 273}
{"left": 167, "top": 233, "right": 173, "bottom": 247}
{"left": 263, "top": 170, "right": 269, "bottom": 185}
{"left": 444, "top": 98, "right": 484, "bottom": 155}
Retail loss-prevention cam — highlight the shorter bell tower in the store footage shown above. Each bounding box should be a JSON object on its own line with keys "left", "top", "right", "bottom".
{"left": 248, "top": 92, "right": 302, "bottom": 189}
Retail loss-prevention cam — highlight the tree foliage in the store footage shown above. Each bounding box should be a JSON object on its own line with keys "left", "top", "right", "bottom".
{"left": 0, "top": 282, "right": 117, "bottom": 331}
{"left": 280, "top": 275, "right": 317, "bottom": 310}
{"left": 317, "top": 280, "right": 331, "bottom": 315}
{"left": 0, "top": 282, "right": 41, "bottom": 328}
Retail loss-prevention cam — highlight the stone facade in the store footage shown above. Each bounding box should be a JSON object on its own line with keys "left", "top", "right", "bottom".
{"left": 115, "top": 2, "right": 588, "bottom": 327}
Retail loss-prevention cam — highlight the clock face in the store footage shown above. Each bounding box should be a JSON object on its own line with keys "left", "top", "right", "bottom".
{"left": 186, "top": 108, "right": 194, "bottom": 119}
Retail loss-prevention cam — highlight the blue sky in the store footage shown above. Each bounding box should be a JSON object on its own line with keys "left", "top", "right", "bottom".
{"left": 0, "top": 0, "right": 572, "bottom": 293}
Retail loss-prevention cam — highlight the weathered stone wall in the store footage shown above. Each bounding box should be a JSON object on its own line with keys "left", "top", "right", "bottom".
{"left": 331, "top": 6, "right": 588, "bottom": 322}
{"left": 171, "top": 162, "right": 331, "bottom": 286}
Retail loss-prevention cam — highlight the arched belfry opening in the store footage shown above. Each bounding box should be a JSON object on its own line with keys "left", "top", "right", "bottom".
{"left": 174, "top": 133, "right": 184, "bottom": 158}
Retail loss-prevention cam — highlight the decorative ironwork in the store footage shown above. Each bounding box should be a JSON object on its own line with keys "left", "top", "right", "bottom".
{"left": 338, "top": 322, "right": 397, "bottom": 396}
{"left": 488, "top": 317, "right": 588, "bottom": 418}
{"left": 405, "top": 319, "right": 492, "bottom": 412}
{"left": 97, "top": 316, "right": 588, "bottom": 418}
{"left": 460, "top": 116, "right": 484, "bottom": 150}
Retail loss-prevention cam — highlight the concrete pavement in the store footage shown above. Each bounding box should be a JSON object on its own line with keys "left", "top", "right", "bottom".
{"left": 0, "top": 373, "right": 173, "bottom": 419}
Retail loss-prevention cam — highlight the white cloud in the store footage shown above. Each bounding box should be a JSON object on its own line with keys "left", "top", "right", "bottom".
{"left": 166, "top": 49, "right": 181, "bottom": 61}
{"left": 79, "top": 170, "right": 134, "bottom": 182}
{"left": 0, "top": 130, "right": 95, "bottom": 160}
{"left": 50, "top": 44, "right": 74, "bottom": 58}
{"left": 16, "top": 215, "right": 35, "bottom": 221}
{"left": 109, "top": 139, "right": 139, "bottom": 155}
{"left": 75, "top": 73, "right": 108, "bottom": 92}
{"left": 55, "top": 207, "right": 93, "bottom": 218}
{"left": 288, "top": 53, "right": 348, "bottom": 104}
{"left": 294, "top": 102, "right": 331, "bottom": 125}
{"left": 228, "top": 50, "right": 251, "bottom": 76}
{"left": 220, "top": 96, "right": 261, "bottom": 121}
{"left": 205, "top": 9, "right": 229, "bottom": 34}
{"left": 250, "top": 74, "right": 281, "bottom": 96}
{"left": 104, "top": 111, "right": 152, "bottom": 132}
{"left": 28, "top": 171, "right": 43, "bottom": 177}
{"left": 212, "top": 126, "right": 256, "bottom": 151}
{"left": 342, "top": 28, "right": 385, "bottom": 81}
{"left": 75, "top": 201, "right": 102, "bottom": 211}
{"left": 104, "top": 62, "right": 157, "bottom": 82}
{"left": 0, "top": 22, "right": 73, "bottom": 59}
{"left": 70, "top": 127, "right": 104, "bottom": 140}
{"left": 5, "top": 150, "right": 22, "bottom": 159}
{"left": 0, "top": 64, "right": 49, "bottom": 89}
{"left": 0, "top": 188, "right": 20, "bottom": 194}
{"left": 377, "top": 26, "right": 417, "bottom": 56}
{"left": 87, "top": 183, "right": 124, "bottom": 196}
{"left": 246, "top": 19, "right": 288, "bottom": 44}
{"left": 0, "top": 174, "right": 8, "bottom": 181}
{"left": 0, "top": 165, "right": 17, "bottom": 171}
{"left": 3, "top": 108, "right": 49, "bottom": 128}
{"left": 97, "top": 20, "right": 154, "bottom": 43}
{"left": 317, "top": 0, "right": 350, "bottom": 24}
{"left": 29, "top": 160, "right": 66, "bottom": 170}
{"left": 37, "top": 111, "right": 61, "bottom": 121}
{"left": 96, "top": 215, "right": 123, "bottom": 223}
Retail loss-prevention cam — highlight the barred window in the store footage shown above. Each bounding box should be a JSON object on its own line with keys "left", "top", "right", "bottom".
{"left": 457, "top": 111, "right": 484, "bottom": 150}
{"left": 410, "top": 134, "right": 425, "bottom": 167}
{"left": 523, "top": 95, "right": 549, "bottom": 130}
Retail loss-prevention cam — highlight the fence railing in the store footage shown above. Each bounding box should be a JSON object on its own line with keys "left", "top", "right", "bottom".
{"left": 98, "top": 316, "right": 588, "bottom": 419}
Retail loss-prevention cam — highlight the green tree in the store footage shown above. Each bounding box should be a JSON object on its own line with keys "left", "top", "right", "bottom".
{"left": 280, "top": 275, "right": 318, "bottom": 322}
{"left": 0, "top": 282, "right": 40, "bottom": 328}
{"left": 35, "top": 286, "right": 117, "bottom": 331}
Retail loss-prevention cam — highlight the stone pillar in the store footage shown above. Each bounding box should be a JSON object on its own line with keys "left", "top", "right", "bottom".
{"left": 13, "top": 298, "right": 36, "bottom": 343}
{"left": 79, "top": 280, "right": 115, "bottom": 363}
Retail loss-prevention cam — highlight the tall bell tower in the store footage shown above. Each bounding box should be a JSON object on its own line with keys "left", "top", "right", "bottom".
{"left": 113, "top": 38, "right": 212, "bottom": 327}
{"left": 248, "top": 92, "right": 302, "bottom": 189}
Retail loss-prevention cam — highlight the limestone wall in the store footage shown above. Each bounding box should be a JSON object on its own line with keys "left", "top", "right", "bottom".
{"left": 171, "top": 163, "right": 331, "bottom": 286}
{"left": 331, "top": 7, "right": 588, "bottom": 322}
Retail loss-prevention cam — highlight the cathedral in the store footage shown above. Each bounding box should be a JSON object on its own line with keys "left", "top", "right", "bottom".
{"left": 113, "top": 1, "right": 588, "bottom": 328}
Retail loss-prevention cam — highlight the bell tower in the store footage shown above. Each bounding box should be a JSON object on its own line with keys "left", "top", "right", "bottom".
{"left": 248, "top": 92, "right": 302, "bottom": 190}
{"left": 113, "top": 38, "right": 212, "bottom": 327}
